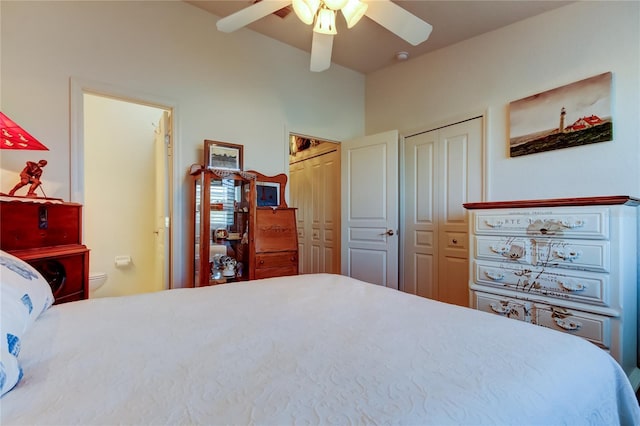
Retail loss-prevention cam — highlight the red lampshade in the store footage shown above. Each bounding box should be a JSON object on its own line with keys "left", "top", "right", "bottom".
{"left": 0, "top": 112, "right": 49, "bottom": 150}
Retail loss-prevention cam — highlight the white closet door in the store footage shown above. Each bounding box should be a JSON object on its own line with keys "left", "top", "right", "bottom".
{"left": 290, "top": 149, "right": 341, "bottom": 275}
{"left": 403, "top": 117, "right": 483, "bottom": 306}
{"left": 289, "top": 161, "right": 309, "bottom": 273}
{"left": 403, "top": 130, "right": 438, "bottom": 298}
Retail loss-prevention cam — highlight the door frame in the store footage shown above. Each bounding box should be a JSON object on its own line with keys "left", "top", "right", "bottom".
{"left": 288, "top": 133, "right": 342, "bottom": 275}
{"left": 69, "top": 77, "right": 179, "bottom": 289}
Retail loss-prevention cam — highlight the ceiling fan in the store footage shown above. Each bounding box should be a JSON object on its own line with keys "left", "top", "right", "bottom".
{"left": 216, "top": 0, "right": 433, "bottom": 72}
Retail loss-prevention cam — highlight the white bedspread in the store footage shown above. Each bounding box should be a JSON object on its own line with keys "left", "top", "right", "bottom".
{"left": 2, "top": 273, "right": 639, "bottom": 425}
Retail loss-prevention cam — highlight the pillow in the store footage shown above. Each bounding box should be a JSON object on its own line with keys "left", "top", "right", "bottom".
{"left": 0, "top": 249, "right": 54, "bottom": 396}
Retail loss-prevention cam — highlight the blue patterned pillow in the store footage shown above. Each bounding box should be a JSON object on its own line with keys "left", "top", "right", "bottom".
{"left": 0, "top": 250, "right": 54, "bottom": 396}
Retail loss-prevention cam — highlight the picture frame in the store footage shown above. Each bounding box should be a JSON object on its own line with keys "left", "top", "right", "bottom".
{"left": 256, "top": 182, "right": 280, "bottom": 207}
{"left": 204, "top": 140, "right": 243, "bottom": 170}
{"left": 247, "top": 170, "right": 288, "bottom": 208}
{"left": 509, "top": 72, "right": 613, "bottom": 157}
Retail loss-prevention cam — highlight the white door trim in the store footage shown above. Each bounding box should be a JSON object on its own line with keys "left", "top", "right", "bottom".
{"left": 69, "top": 77, "right": 179, "bottom": 289}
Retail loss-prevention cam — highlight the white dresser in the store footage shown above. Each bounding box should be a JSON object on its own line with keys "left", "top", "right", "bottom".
{"left": 464, "top": 196, "right": 639, "bottom": 390}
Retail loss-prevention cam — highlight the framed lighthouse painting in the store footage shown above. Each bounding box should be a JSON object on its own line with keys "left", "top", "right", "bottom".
{"left": 509, "top": 72, "right": 613, "bottom": 157}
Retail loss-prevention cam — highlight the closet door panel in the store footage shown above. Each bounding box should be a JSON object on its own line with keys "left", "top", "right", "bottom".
{"left": 289, "top": 162, "right": 309, "bottom": 274}
{"left": 289, "top": 144, "right": 341, "bottom": 275}
{"left": 403, "top": 130, "right": 437, "bottom": 297}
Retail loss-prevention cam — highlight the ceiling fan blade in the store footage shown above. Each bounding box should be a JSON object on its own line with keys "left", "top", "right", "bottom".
{"left": 364, "top": 0, "right": 432, "bottom": 46}
{"left": 310, "top": 32, "right": 334, "bottom": 72}
{"left": 216, "top": 0, "right": 292, "bottom": 33}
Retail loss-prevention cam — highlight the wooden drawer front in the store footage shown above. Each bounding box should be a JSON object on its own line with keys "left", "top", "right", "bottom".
{"left": 474, "top": 236, "right": 610, "bottom": 272}
{"left": 255, "top": 266, "right": 297, "bottom": 280}
{"left": 472, "top": 208, "right": 609, "bottom": 239}
{"left": 1, "top": 201, "right": 82, "bottom": 250}
{"left": 256, "top": 252, "right": 298, "bottom": 268}
{"left": 534, "top": 305, "right": 610, "bottom": 349}
{"left": 474, "top": 261, "right": 609, "bottom": 307}
{"left": 255, "top": 252, "right": 298, "bottom": 279}
{"left": 14, "top": 246, "right": 89, "bottom": 305}
{"left": 473, "top": 292, "right": 532, "bottom": 322}
{"left": 255, "top": 208, "right": 298, "bottom": 253}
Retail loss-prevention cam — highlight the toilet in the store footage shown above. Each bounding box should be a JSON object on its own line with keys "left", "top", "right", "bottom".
{"left": 89, "top": 272, "right": 107, "bottom": 292}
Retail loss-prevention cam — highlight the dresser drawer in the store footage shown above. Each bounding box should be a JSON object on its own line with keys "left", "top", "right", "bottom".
{"left": 9, "top": 244, "right": 89, "bottom": 305}
{"left": 473, "top": 291, "right": 610, "bottom": 349}
{"left": 1, "top": 200, "right": 82, "bottom": 250}
{"left": 255, "top": 251, "right": 298, "bottom": 279}
{"left": 255, "top": 266, "right": 297, "bottom": 280}
{"left": 256, "top": 251, "right": 298, "bottom": 267}
{"left": 474, "top": 236, "right": 610, "bottom": 272}
{"left": 534, "top": 305, "right": 610, "bottom": 349}
{"left": 474, "top": 261, "right": 609, "bottom": 307}
{"left": 474, "top": 291, "right": 532, "bottom": 322}
{"left": 472, "top": 208, "right": 609, "bottom": 239}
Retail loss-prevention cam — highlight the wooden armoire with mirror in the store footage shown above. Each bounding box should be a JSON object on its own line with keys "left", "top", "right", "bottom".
{"left": 190, "top": 167, "right": 299, "bottom": 287}
{"left": 191, "top": 167, "right": 256, "bottom": 287}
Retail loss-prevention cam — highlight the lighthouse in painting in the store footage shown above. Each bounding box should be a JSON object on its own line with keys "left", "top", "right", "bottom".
{"left": 559, "top": 107, "right": 566, "bottom": 133}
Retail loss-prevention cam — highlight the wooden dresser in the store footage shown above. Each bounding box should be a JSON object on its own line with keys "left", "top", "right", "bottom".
{"left": 464, "top": 196, "right": 639, "bottom": 389}
{"left": 253, "top": 207, "right": 299, "bottom": 279}
{"left": 0, "top": 198, "right": 89, "bottom": 304}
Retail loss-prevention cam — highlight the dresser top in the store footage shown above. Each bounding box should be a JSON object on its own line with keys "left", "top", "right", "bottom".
{"left": 0, "top": 195, "right": 80, "bottom": 206}
{"left": 463, "top": 195, "right": 640, "bottom": 210}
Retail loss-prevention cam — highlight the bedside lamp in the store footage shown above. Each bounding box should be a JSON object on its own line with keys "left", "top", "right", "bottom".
{"left": 1, "top": 112, "right": 50, "bottom": 198}
{"left": 1, "top": 112, "right": 49, "bottom": 151}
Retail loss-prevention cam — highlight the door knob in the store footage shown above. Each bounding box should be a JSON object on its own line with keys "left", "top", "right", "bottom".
{"left": 381, "top": 229, "right": 394, "bottom": 236}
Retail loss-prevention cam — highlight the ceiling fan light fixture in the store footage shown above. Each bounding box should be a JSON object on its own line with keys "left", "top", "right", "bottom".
{"left": 292, "top": 0, "right": 320, "bottom": 25}
{"left": 340, "top": 0, "right": 368, "bottom": 28}
{"left": 313, "top": 7, "right": 337, "bottom": 35}
{"left": 322, "top": 0, "right": 348, "bottom": 11}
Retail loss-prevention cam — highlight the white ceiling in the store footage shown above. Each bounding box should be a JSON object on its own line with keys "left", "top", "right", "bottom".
{"left": 186, "top": 0, "right": 573, "bottom": 74}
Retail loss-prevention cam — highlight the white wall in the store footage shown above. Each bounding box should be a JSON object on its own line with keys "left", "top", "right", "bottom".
{"left": 366, "top": 1, "right": 640, "bottom": 201}
{"left": 0, "top": 1, "right": 365, "bottom": 287}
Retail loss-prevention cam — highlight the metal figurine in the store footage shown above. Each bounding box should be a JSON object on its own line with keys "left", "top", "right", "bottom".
{"left": 8, "top": 159, "right": 48, "bottom": 197}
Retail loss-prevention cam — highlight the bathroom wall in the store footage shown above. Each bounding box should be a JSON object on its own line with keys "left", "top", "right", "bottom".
{"left": 84, "top": 94, "right": 167, "bottom": 297}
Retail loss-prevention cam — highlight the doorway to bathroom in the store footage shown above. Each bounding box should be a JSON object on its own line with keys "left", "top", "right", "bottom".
{"left": 72, "top": 86, "right": 174, "bottom": 297}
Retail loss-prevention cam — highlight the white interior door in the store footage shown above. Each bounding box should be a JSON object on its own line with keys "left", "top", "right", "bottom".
{"left": 341, "top": 130, "right": 398, "bottom": 289}
{"left": 154, "top": 111, "right": 171, "bottom": 290}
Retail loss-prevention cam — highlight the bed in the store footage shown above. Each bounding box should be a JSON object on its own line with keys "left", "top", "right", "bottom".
{"left": 1, "top": 250, "right": 639, "bottom": 425}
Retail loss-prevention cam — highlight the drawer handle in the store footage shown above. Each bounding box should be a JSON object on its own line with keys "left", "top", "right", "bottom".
{"left": 558, "top": 279, "right": 586, "bottom": 292}
{"left": 554, "top": 248, "right": 581, "bottom": 261}
{"left": 485, "top": 220, "right": 504, "bottom": 228}
{"left": 490, "top": 244, "right": 510, "bottom": 255}
{"left": 490, "top": 244, "right": 524, "bottom": 259}
{"left": 489, "top": 302, "right": 512, "bottom": 315}
{"left": 559, "top": 219, "right": 585, "bottom": 229}
{"left": 485, "top": 270, "right": 505, "bottom": 281}
{"left": 553, "top": 317, "right": 581, "bottom": 331}
{"left": 259, "top": 260, "right": 265, "bottom": 265}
